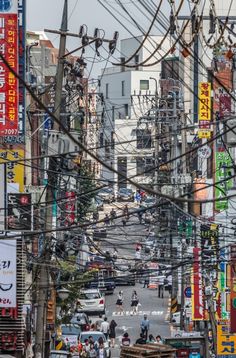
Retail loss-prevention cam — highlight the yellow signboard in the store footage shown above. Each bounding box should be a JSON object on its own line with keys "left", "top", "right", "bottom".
{"left": 198, "top": 82, "right": 211, "bottom": 121}
{"left": 0, "top": 149, "right": 24, "bottom": 192}
{"left": 197, "top": 130, "right": 211, "bottom": 139}
{"left": 217, "top": 321, "right": 236, "bottom": 355}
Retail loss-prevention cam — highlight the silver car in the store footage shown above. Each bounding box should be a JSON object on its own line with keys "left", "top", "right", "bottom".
{"left": 79, "top": 331, "right": 111, "bottom": 358}
{"left": 76, "top": 289, "right": 105, "bottom": 314}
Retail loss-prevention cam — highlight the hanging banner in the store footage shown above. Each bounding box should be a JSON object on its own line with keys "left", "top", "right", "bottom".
{"left": 0, "top": 239, "right": 16, "bottom": 307}
{"left": 65, "top": 191, "right": 76, "bottom": 226}
{"left": 215, "top": 151, "right": 234, "bottom": 211}
{"left": 230, "top": 245, "right": 236, "bottom": 333}
{"left": 198, "top": 82, "right": 211, "bottom": 138}
{"left": 191, "top": 247, "right": 204, "bottom": 320}
{"left": 0, "top": 1, "right": 19, "bottom": 136}
{"left": 0, "top": 149, "right": 24, "bottom": 192}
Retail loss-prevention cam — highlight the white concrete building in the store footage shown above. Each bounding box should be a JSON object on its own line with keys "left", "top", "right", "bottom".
{"left": 98, "top": 35, "right": 171, "bottom": 190}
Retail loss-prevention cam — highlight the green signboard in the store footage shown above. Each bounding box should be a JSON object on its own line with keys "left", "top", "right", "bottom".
{"left": 215, "top": 151, "right": 233, "bottom": 211}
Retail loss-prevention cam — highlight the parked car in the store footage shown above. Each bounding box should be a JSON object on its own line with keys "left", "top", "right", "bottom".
{"left": 97, "top": 188, "right": 115, "bottom": 203}
{"left": 70, "top": 312, "right": 90, "bottom": 330}
{"left": 117, "top": 188, "right": 133, "bottom": 201}
{"left": 85, "top": 277, "right": 115, "bottom": 295}
{"left": 79, "top": 331, "right": 111, "bottom": 358}
{"left": 76, "top": 289, "right": 105, "bottom": 314}
{"left": 93, "top": 228, "right": 107, "bottom": 241}
{"left": 141, "top": 197, "right": 156, "bottom": 213}
{"left": 60, "top": 324, "right": 81, "bottom": 348}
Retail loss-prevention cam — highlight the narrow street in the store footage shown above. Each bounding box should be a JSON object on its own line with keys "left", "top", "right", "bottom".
{"left": 98, "top": 202, "right": 170, "bottom": 357}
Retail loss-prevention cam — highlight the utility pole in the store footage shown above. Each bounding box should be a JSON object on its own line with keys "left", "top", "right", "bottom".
{"left": 34, "top": 2, "right": 68, "bottom": 357}
{"left": 53, "top": 0, "right": 68, "bottom": 130}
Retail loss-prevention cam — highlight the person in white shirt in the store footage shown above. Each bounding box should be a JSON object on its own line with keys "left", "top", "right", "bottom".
{"left": 100, "top": 317, "right": 110, "bottom": 339}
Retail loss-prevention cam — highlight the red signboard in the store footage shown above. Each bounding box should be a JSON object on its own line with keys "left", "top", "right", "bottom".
{"left": 65, "top": 191, "right": 76, "bottom": 226}
{"left": 0, "top": 13, "right": 18, "bottom": 136}
{"left": 191, "top": 247, "right": 204, "bottom": 320}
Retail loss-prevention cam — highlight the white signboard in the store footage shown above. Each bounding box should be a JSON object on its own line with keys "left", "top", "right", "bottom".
{"left": 0, "top": 0, "right": 18, "bottom": 14}
{"left": 0, "top": 239, "right": 16, "bottom": 307}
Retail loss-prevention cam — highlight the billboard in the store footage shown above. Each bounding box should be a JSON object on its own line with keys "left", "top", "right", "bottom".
{"left": 0, "top": 149, "right": 24, "bottom": 192}
{"left": 215, "top": 151, "right": 234, "bottom": 211}
{"left": 7, "top": 193, "right": 32, "bottom": 230}
{"left": 0, "top": 0, "right": 19, "bottom": 136}
{"left": 217, "top": 321, "right": 236, "bottom": 357}
{"left": 0, "top": 239, "right": 16, "bottom": 307}
{"left": 191, "top": 247, "right": 204, "bottom": 320}
{"left": 198, "top": 82, "right": 211, "bottom": 139}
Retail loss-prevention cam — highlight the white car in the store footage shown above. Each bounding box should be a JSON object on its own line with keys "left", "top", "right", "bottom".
{"left": 79, "top": 331, "right": 111, "bottom": 358}
{"left": 76, "top": 289, "right": 105, "bottom": 314}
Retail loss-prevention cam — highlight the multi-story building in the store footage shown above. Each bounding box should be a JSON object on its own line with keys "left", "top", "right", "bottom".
{"left": 98, "top": 35, "right": 171, "bottom": 190}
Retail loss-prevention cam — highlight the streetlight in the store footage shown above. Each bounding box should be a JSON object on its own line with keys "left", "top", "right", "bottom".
{"left": 57, "top": 288, "right": 70, "bottom": 301}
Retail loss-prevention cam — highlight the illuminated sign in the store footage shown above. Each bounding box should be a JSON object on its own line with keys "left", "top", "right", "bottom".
{"left": 198, "top": 82, "right": 212, "bottom": 139}
{"left": 0, "top": 9, "right": 18, "bottom": 136}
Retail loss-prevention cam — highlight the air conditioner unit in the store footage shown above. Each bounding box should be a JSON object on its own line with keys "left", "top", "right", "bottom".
{"left": 48, "top": 130, "right": 81, "bottom": 157}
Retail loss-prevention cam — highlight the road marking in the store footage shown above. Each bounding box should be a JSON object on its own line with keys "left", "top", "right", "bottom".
{"left": 112, "top": 310, "right": 163, "bottom": 317}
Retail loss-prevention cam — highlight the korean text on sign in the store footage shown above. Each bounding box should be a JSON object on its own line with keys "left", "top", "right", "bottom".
{"left": 0, "top": 13, "right": 18, "bottom": 136}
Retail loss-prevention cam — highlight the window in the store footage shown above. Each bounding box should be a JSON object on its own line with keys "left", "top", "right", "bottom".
{"left": 135, "top": 55, "right": 139, "bottom": 70}
{"left": 136, "top": 129, "right": 152, "bottom": 149}
{"left": 105, "top": 140, "right": 110, "bottom": 160}
{"left": 136, "top": 157, "right": 153, "bottom": 176}
{"left": 112, "top": 106, "right": 115, "bottom": 121}
{"left": 105, "top": 83, "right": 109, "bottom": 99}
{"left": 124, "top": 104, "right": 129, "bottom": 117}
{"left": 111, "top": 131, "right": 115, "bottom": 149}
{"left": 99, "top": 132, "right": 104, "bottom": 147}
{"left": 140, "top": 80, "right": 149, "bottom": 91}
{"left": 120, "top": 57, "right": 125, "bottom": 72}
{"left": 122, "top": 80, "right": 125, "bottom": 96}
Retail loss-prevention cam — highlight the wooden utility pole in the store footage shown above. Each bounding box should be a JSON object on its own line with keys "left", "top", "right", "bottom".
{"left": 34, "top": 2, "right": 68, "bottom": 357}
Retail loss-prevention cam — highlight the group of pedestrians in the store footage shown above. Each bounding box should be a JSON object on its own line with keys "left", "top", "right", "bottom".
{"left": 75, "top": 336, "right": 108, "bottom": 358}
{"left": 104, "top": 208, "right": 117, "bottom": 226}
{"left": 116, "top": 290, "right": 139, "bottom": 315}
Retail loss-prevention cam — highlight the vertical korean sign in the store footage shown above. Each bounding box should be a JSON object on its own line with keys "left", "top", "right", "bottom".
{"left": 230, "top": 245, "right": 236, "bottom": 334}
{"left": 191, "top": 247, "right": 204, "bottom": 320}
{"left": 0, "top": 239, "right": 16, "bottom": 307}
{"left": 198, "top": 82, "right": 211, "bottom": 139}
{"left": 0, "top": 0, "right": 18, "bottom": 136}
{"left": 215, "top": 151, "right": 233, "bottom": 211}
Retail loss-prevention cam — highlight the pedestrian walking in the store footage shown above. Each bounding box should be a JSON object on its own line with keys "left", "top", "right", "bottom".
{"left": 96, "top": 342, "right": 107, "bottom": 358}
{"left": 135, "top": 191, "right": 141, "bottom": 204}
{"left": 89, "top": 343, "right": 97, "bottom": 357}
{"left": 156, "top": 335, "right": 163, "bottom": 344}
{"left": 100, "top": 317, "right": 110, "bottom": 339}
{"left": 137, "top": 209, "right": 143, "bottom": 224}
{"left": 121, "top": 332, "right": 131, "bottom": 347}
{"left": 135, "top": 333, "right": 146, "bottom": 345}
{"left": 109, "top": 319, "right": 117, "bottom": 348}
{"left": 140, "top": 314, "right": 150, "bottom": 340}
{"left": 110, "top": 208, "right": 116, "bottom": 225}
{"left": 143, "top": 276, "right": 149, "bottom": 288}
{"left": 147, "top": 334, "right": 155, "bottom": 343}
{"left": 104, "top": 214, "right": 110, "bottom": 226}
{"left": 131, "top": 290, "right": 139, "bottom": 314}
{"left": 123, "top": 204, "right": 129, "bottom": 220}
{"left": 116, "top": 290, "right": 124, "bottom": 314}
{"left": 122, "top": 217, "right": 127, "bottom": 226}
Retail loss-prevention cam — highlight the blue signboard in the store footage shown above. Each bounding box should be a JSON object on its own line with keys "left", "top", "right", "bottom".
{"left": 184, "top": 286, "right": 192, "bottom": 298}
{"left": 0, "top": 0, "right": 12, "bottom": 11}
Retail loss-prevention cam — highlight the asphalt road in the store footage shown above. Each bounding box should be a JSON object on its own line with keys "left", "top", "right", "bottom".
{"left": 106, "top": 284, "right": 170, "bottom": 357}
{"left": 96, "top": 202, "right": 171, "bottom": 357}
